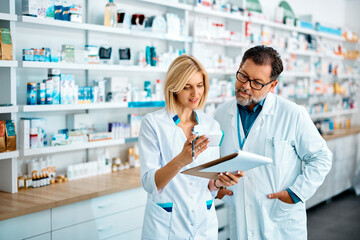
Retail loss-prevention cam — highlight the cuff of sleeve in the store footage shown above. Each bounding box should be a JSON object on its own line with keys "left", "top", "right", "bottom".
{"left": 211, "top": 190, "right": 218, "bottom": 198}
{"left": 145, "top": 169, "right": 163, "bottom": 195}
{"left": 286, "top": 188, "right": 302, "bottom": 204}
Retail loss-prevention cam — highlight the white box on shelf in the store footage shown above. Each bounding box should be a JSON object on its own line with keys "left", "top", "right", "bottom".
{"left": 20, "top": 119, "right": 30, "bottom": 150}
{"left": 66, "top": 113, "right": 94, "bottom": 130}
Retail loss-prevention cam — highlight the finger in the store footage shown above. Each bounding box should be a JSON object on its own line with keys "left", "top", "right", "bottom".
{"left": 194, "top": 135, "right": 208, "bottom": 145}
{"left": 268, "top": 191, "right": 282, "bottom": 199}
{"left": 224, "top": 172, "right": 239, "bottom": 183}
{"left": 235, "top": 171, "right": 245, "bottom": 177}
{"left": 187, "top": 134, "right": 198, "bottom": 144}
{"left": 216, "top": 188, "right": 233, "bottom": 199}
{"left": 195, "top": 145, "right": 207, "bottom": 158}
{"left": 218, "top": 173, "right": 232, "bottom": 186}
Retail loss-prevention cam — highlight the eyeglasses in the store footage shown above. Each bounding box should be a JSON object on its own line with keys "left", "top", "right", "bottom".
{"left": 236, "top": 71, "right": 273, "bottom": 91}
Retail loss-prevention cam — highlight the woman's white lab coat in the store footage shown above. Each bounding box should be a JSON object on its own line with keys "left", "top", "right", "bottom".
{"left": 139, "top": 108, "right": 220, "bottom": 240}
{"left": 214, "top": 93, "right": 332, "bottom": 240}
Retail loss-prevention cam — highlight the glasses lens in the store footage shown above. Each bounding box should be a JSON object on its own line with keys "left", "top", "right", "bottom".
{"left": 236, "top": 72, "right": 247, "bottom": 83}
{"left": 250, "top": 81, "right": 263, "bottom": 90}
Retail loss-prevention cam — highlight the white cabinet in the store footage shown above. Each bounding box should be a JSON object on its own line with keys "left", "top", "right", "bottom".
{"left": 52, "top": 206, "right": 145, "bottom": 240}
{"left": 0, "top": 210, "right": 50, "bottom": 240}
{"left": 52, "top": 187, "right": 147, "bottom": 230}
{"left": 306, "top": 134, "right": 359, "bottom": 208}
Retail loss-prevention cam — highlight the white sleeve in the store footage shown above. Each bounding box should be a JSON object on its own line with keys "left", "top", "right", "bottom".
{"left": 289, "top": 106, "right": 333, "bottom": 202}
{"left": 139, "top": 116, "right": 162, "bottom": 195}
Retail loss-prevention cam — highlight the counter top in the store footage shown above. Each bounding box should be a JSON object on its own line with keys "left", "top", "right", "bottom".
{"left": 322, "top": 126, "right": 360, "bottom": 141}
{"left": 0, "top": 168, "right": 142, "bottom": 221}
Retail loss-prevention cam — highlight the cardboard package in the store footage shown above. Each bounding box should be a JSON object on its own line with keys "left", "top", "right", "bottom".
{"left": 0, "top": 28, "right": 13, "bottom": 60}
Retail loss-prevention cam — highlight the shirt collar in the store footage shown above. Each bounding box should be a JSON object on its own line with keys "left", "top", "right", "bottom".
{"left": 170, "top": 110, "right": 199, "bottom": 125}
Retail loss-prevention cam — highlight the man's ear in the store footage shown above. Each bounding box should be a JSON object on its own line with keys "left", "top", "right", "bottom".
{"left": 269, "top": 80, "right": 278, "bottom": 92}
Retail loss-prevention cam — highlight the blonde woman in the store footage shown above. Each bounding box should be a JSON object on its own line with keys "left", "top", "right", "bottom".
{"left": 139, "top": 55, "right": 243, "bottom": 239}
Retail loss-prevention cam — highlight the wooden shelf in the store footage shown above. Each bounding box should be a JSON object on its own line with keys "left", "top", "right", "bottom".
{"left": 322, "top": 126, "right": 360, "bottom": 141}
{"left": 0, "top": 168, "right": 142, "bottom": 221}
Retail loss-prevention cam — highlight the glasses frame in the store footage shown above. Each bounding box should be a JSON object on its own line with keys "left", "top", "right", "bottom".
{"left": 236, "top": 70, "right": 274, "bottom": 91}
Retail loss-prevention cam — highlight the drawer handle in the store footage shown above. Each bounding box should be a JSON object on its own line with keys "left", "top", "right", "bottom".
{"left": 97, "top": 202, "right": 113, "bottom": 208}
{"left": 98, "top": 224, "right": 113, "bottom": 232}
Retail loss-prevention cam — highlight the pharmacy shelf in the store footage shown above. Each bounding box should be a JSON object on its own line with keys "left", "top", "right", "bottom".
{"left": 0, "top": 60, "right": 18, "bottom": 67}
{"left": 249, "top": 17, "right": 345, "bottom": 42}
{"left": 0, "top": 13, "right": 17, "bottom": 21}
{"left": 285, "top": 50, "right": 320, "bottom": 57}
{"left": 139, "top": 0, "right": 193, "bottom": 10}
{"left": 193, "top": 6, "right": 248, "bottom": 21}
{"left": 207, "top": 68, "right": 235, "bottom": 75}
{"left": 310, "top": 109, "right": 359, "bottom": 120}
{"left": 281, "top": 72, "right": 316, "bottom": 78}
{"left": 21, "top": 102, "right": 128, "bottom": 112}
{"left": 194, "top": 38, "right": 248, "bottom": 48}
{"left": 0, "top": 106, "right": 18, "bottom": 114}
{"left": 19, "top": 16, "right": 192, "bottom": 42}
{"left": 207, "top": 97, "right": 233, "bottom": 104}
{"left": 0, "top": 151, "right": 19, "bottom": 160}
{"left": 22, "top": 138, "right": 129, "bottom": 157}
{"left": 337, "top": 74, "right": 360, "bottom": 79}
{"left": 21, "top": 61, "right": 168, "bottom": 72}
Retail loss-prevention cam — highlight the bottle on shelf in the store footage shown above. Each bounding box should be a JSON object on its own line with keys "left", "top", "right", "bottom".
{"left": 104, "top": 0, "right": 117, "bottom": 27}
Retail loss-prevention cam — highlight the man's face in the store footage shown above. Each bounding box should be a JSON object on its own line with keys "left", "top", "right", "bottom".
{"left": 235, "top": 59, "right": 278, "bottom": 107}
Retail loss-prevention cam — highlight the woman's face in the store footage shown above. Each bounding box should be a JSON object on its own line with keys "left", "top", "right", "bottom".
{"left": 176, "top": 72, "right": 204, "bottom": 111}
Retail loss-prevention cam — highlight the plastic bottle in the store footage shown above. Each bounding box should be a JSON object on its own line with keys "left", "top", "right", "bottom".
{"left": 104, "top": 0, "right": 117, "bottom": 27}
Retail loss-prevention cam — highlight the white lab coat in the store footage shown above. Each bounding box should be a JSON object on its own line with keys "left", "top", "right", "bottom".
{"left": 214, "top": 93, "right": 332, "bottom": 240}
{"left": 139, "top": 108, "right": 220, "bottom": 240}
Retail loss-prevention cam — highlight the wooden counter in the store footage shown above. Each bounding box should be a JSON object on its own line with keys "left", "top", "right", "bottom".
{"left": 0, "top": 168, "right": 142, "bottom": 221}
{"left": 322, "top": 126, "right": 360, "bottom": 141}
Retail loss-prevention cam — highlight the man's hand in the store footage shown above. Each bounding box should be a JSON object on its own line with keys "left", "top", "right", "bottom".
{"left": 268, "top": 190, "right": 295, "bottom": 204}
{"left": 216, "top": 188, "right": 233, "bottom": 199}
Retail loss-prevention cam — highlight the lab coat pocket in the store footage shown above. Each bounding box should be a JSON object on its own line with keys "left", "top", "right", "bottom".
{"left": 265, "top": 139, "right": 293, "bottom": 166}
{"left": 270, "top": 199, "right": 294, "bottom": 221}
{"left": 142, "top": 199, "right": 173, "bottom": 239}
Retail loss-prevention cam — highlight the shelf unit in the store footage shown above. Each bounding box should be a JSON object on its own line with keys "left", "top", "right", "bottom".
{"left": 310, "top": 109, "right": 359, "bottom": 121}
{"left": 0, "top": 151, "right": 19, "bottom": 161}
{"left": 0, "top": 60, "right": 18, "bottom": 67}
{"left": 0, "top": 106, "right": 18, "bottom": 114}
{"left": 21, "top": 138, "right": 136, "bottom": 157}
{"left": 19, "top": 16, "right": 192, "bottom": 43}
{"left": 0, "top": 12, "right": 17, "bottom": 21}
{"left": 21, "top": 61, "right": 168, "bottom": 72}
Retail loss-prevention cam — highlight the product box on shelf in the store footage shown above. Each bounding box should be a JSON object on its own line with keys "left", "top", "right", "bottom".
{"left": 0, "top": 28, "right": 13, "bottom": 60}
{"left": 22, "top": 0, "right": 46, "bottom": 18}
{"left": 21, "top": 118, "right": 47, "bottom": 148}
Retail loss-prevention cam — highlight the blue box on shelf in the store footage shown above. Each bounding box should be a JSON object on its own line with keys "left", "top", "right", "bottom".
{"left": 316, "top": 23, "right": 342, "bottom": 36}
{"left": 128, "top": 101, "right": 165, "bottom": 108}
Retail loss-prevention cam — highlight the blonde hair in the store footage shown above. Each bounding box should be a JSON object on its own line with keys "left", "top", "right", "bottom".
{"left": 164, "top": 55, "right": 209, "bottom": 113}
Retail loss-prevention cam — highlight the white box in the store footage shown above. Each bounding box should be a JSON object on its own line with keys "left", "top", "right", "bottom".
{"left": 66, "top": 113, "right": 94, "bottom": 130}
{"left": 20, "top": 119, "right": 30, "bottom": 150}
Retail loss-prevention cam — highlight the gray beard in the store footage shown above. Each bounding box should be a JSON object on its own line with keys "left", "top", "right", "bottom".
{"left": 235, "top": 87, "right": 267, "bottom": 106}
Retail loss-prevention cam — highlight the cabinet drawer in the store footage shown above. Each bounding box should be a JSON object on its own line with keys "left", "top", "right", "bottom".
{"left": 26, "top": 233, "right": 51, "bottom": 240}
{"left": 52, "top": 206, "right": 145, "bottom": 240}
{"left": 52, "top": 188, "right": 146, "bottom": 230}
{"left": 104, "top": 228, "right": 142, "bottom": 240}
{"left": 0, "top": 210, "right": 50, "bottom": 240}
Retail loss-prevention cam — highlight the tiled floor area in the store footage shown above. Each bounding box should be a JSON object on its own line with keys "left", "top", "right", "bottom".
{"left": 307, "top": 190, "right": 360, "bottom": 240}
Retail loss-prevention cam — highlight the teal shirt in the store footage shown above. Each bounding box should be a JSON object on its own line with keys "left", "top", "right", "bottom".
{"left": 237, "top": 99, "right": 301, "bottom": 204}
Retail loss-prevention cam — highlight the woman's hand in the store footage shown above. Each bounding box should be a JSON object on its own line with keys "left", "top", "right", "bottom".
{"left": 176, "top": 134, "right": 209, "bottom": 168}
{"left": 216, "top": 171, "right": 244, "bottom": 188}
